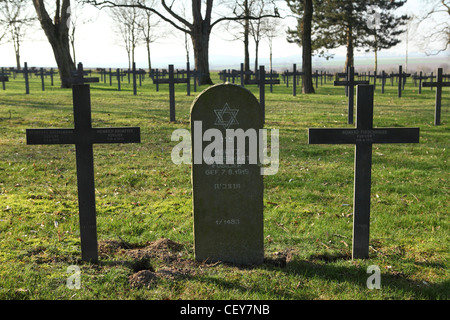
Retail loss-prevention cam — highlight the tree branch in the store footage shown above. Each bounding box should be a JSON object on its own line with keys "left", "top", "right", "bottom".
{"left": 83, "top": 0, "right": 192, "bottom": 34}
{"left": 210, "top": 11, "right": 281, "bottom": 29}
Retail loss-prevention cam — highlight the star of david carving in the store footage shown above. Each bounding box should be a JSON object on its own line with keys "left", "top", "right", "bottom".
{"left": 214, "top": 103, "right": 239, "bottom": 129}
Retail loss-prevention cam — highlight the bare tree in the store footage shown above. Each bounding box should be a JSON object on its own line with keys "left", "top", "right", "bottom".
{"left": 414, "top": 0, "right": 449, "bottom": 55}
{"left": 136, "top": 0, "right": 160, "bottom": 70}
{"left": 249, "top": 1, "right": 268, "bottom": 73}
{"left": 0, "top": 0, "right": 36, "bottom": 69}
{"left": 84, "top": 0, "right": 280, "bottom": 85}
{"left": 33, "top": 0, "right": 75, "bottom": 88}
{"left": 67, "top": 1, "right": 98, "bottom": 65}
{"left": 108, "top": 0, "right": 140, "bottom": 69}
{"left": 261, "top": 15, "right": 282, "bottom": 72}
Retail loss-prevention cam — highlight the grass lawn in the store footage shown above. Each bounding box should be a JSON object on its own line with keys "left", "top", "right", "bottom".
{"left": 0, "top": 69, "right": 448, "bottom": 301}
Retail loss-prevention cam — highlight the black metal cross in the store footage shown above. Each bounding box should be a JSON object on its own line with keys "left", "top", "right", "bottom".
{"left": 413, "top": 71, "right": 430, "bottom": 94}
{"left": 308, "top": 85, "right": 420, "bottom": 259}
{"left": 334, "top": 66, "right": 369, "bottom": 124}
{"left": 0, "top": 67, "right": 8, "bottom": 90}
{"left": 68, "top": 62, "right": 99, "bottom": 85}
{"left": 376, "top": 70, "right": 390, "bottom": 94}
{"left": 392, "top": 65, "right": 411, "bottom": 98}
{"left": 422, "top": 68, "right": 450, "bottom": 126}
{"left": 26, "top": 83, "right": 140, "bottom": 263}
{"left": 245, "top": 65, "right": 280, "bottom": 122}
{"left": 152, "top": 64, "right": 188, "bottom": 122}
{"left": 0, "top": 74, "right": 8, "bottom": 90}
{"left": 15, "top": 62, "right": 31, "bottom": 94}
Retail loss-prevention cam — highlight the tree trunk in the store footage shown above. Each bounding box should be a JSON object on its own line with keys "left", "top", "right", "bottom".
{"left": 345, "top": 24, "right": 354, "bottom": 72}
{"left": 190, "top": 0, "right": 213, "bottom": 86}
{"left": 147, "top": 39, "right": 152, "bottom": 70}
{"left": 243, "top": 0, "right": 250, "bottom": 82}
{"left": 254, "top": 40, "right": 259, "bottom": 74}
{"left": 302, "top": 0, "right": 315, "bottom": 94}
{"left": 33, "top": 0, "right": 75, "bottom": 88}
{"left": 14, "top": 43, "right": 21, "bottom": 70}
{"left": 191, "top": 31, "right": 212, "bottom": 85}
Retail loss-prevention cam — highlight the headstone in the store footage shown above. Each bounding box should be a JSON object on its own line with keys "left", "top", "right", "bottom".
{"left": 308, "top": 85, "right": 419, "bottom": 259}
{"left": 422, "top": 68, "right": 450, "bottom": 126}
{"left": 190, "top": 83, "right": 264, "bottom": 265}
{"left": 26, "top": 82, "right": 140, "bottom": 263}
{"left": 334, "top": 66, "right": 369, "bottom": 124}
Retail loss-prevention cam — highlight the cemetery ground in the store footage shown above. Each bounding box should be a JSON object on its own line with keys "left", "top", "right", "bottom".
{"left": 0, "top": 71, "right": 448, "bottom": 300}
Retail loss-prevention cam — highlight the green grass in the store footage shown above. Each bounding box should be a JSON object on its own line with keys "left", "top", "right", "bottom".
{"left": 0, "top": 70, "right": 448, "bottom": 300}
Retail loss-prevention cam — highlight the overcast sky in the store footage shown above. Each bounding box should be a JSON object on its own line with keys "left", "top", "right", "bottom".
{"left": 0, "top": 0, "right": 448, "bottom": 70}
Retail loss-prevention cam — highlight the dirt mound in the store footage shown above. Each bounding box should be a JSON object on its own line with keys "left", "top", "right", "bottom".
{"left": 128, "top": 266, "right": 192, "bottom": 288}
{"left": 124, "top": 238, "right": 187, "bottom": 263}
{"left": 129, "top": 270, "right": 158, "bottom": 288}
{"left": 98, "top": 238, "right": 194, "bottom": 288}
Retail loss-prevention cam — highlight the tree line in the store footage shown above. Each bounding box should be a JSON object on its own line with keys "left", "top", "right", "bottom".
{"left": 1, "top": 0, "right": 448, "bottom": 91}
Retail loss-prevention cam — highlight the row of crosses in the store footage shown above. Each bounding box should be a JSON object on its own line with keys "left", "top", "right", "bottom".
{"left": 25, "top": 63, "right": 447, "bottom": 262}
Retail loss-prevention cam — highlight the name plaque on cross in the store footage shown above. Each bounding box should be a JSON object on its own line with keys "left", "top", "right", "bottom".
{"left": 26, "top": 84, "right": 140, "bottom": 263}
{"left": 308, "top": 84, "right": 419, "bottom": 259}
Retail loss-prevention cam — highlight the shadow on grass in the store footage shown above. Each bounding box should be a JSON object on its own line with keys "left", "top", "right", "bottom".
{"left": 191, "top": 251, "right": 448, "bottom": 300}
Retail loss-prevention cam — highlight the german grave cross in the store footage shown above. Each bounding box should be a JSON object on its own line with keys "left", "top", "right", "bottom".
{"left": 26, "top": 79, "right": 140, "bottom": 263}
{"left": 152, "top": 64, "right": 188, "bottom": 122}
{"left": 422, "top": 68, "right": 450, "bottom": 126}
{"left": 334, "top": 66, "right": 369, "bottom": 124}
{"left": 68, "top": 62, "right": 100, "bottom": 85}
{"left": 308, "top": 85, "right": 420, "bottom": 259}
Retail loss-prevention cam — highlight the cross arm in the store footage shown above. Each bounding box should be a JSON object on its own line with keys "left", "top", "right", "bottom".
{"left": 153, "top": 78, "right": 188, "bottom": 84}
{"left": 91, "top": 127, "right": 141, "bottom": 144}
{"left": 334, "top": 80, "right": 370, "bottom": 86}
{"left": 308, "top": 128, "right": 420, "bottom": 144}
{"left": 26, "top": 128, "right": 76, "bottom": 145}
{"left": 422, "top": 82, "right": 450, "bottom": 87}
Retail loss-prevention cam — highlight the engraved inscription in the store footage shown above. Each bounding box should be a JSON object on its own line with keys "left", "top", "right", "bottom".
{"left": 342, "top": 129, "right": 388, "bottom": 143}
{"left": 214, "top": 183, "right": 241, "bottom": 190}
{"left": 97, "top": 128, "right": 136, "bottom": 142}
{"left": 216, "top": 218, "right": 240, "bottom": 225}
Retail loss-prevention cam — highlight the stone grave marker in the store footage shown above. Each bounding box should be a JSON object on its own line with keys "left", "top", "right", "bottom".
{"left": 308, "top": 84, "right": 420, "bottom": 259}
{"left": 422, "top": 68, "right": 450, "bottom": 126}
{"left": 26, "top": 80, "right": 140, "bottom": 263}
{"left": 190, "top": 83, "right": 264, "bottom": 265}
